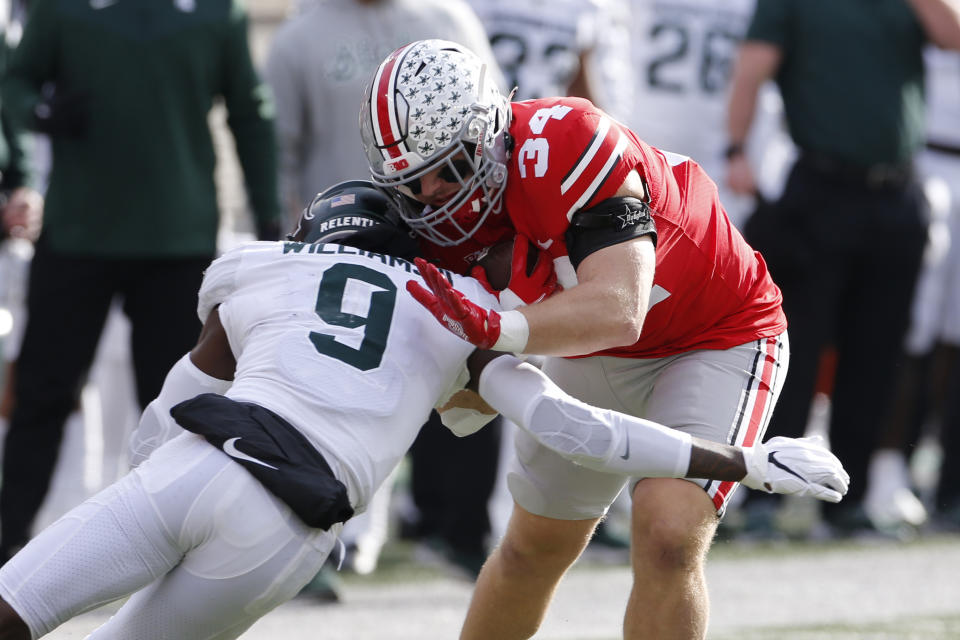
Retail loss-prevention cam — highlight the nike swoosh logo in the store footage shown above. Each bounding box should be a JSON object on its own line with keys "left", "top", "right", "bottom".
{"left": 619, "top": 437, "right": 630, "bottom": 460}
{"left": 768, "top": 451, "right": 804, "bottom": 481}
{"left": 223, "top": 437, "right": 278, "bottom": 470}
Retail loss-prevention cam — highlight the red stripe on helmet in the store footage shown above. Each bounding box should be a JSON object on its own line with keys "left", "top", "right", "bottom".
{"left": 375, "top": 45, "right": 410, "bottom": 160}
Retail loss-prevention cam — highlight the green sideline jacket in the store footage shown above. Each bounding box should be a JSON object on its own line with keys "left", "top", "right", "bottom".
{"left": 0, "top": 30, "right": 35, "bottom": 193}
{"left": 2, "top": 0, "right": 281, "bottom": 257}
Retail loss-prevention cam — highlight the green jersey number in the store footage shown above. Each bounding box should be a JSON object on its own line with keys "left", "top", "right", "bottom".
{"left": 309, "top": 263, "right": 397, "bottom": 371}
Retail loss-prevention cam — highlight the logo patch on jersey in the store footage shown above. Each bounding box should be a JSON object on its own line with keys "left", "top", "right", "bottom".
{"left": 223, "top": 437, "right": 278, "bottom": 470}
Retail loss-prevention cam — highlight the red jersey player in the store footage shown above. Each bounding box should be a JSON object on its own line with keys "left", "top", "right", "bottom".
{"left": 360, "top": 39, "right": 797, "bottom": 640}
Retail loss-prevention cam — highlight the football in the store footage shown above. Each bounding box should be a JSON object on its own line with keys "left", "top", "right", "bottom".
{"left": 475, "top": 238, "right": 515, "bottom": 291}
{"left": 475, "top": 236, "right": 541, "bottom": 291}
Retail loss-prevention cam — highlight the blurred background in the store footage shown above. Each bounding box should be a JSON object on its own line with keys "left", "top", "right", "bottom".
{"left": 0, "top": 0, "right": 958, "bottom": 637}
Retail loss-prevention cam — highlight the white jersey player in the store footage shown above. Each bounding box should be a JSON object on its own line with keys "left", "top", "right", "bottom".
{"left": 466, "top": 0, "right": 633, "bottom": 120}
{"left": 865, "top": 48, "right": 960, "bottom": 528}
{"left": 0, "top": 182, "right": 847, "bottom": 639}
{"left": 909, "top": 47, "right": 960, "bottom": 356}
{"left": 628, "top": 0, "right": 792, "bottom": 227}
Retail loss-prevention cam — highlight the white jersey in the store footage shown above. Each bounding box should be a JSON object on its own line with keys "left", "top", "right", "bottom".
{"left": 628, "top": 0, "right": 793, "bottom": 226}
{"left": 466, "top": 0, "right": 633, "bottom": 119}
{"left": 198, "top": 241, "right": 497, "bottom": 511}
{"left": 264, "top": 0, "right": 501, "bottom": 215}
{"left": 908, "top": 48, "right": 960, "bottom": 352}
{"left": 0, "top": 242, "right": 497, "bottom": 639}
{"left": 924, "top": 48, "right": 960, "bottom": 148}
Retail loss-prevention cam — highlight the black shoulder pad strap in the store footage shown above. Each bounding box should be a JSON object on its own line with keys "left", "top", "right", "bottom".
{"left": 566, "top": 197, "right": 658, "bottom": 270}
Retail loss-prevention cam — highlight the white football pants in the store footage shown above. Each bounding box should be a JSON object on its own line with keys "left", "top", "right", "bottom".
{"left": 0, "top": 433, "right": 338, "bottom": 639}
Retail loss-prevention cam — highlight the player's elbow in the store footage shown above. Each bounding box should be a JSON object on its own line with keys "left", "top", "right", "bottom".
{"left": 601, "top": 296, "right": 644, "bottom": 347}
{"left": 609, "top": 314, "right": 644, "bottom": 347}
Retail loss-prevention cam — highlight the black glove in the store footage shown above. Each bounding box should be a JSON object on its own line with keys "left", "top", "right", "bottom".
{"left": 256, "top": 218, "right": 283, "bottom": 241}
{"left": 33, "top": 89, "right": 89, "bottom": 137}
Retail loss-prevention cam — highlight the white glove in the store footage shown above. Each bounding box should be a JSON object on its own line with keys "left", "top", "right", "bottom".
{"left": 741, "top": 435, "right": 850, "bottom": 503}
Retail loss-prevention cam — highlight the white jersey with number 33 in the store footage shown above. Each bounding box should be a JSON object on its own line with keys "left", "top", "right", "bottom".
{"left": 467, "top": 0, "right": 632, "bottom": 117}
{"left": 198, "top": 241, "right": 496, "bottom": 512}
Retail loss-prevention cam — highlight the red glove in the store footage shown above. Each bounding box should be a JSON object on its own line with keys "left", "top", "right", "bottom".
{"left": 407, "top": 258, "right": 502, "bottom": 349}
{"left": 470, "top": 236, "right": 561, "bottom": 311}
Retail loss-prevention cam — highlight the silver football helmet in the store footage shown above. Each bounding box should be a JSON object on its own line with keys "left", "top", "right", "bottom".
{"left": 360, "top": 39, "right": 511, "bottom": 247}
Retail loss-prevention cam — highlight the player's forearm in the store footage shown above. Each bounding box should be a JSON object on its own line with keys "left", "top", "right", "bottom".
{"left": 727, "top": 42, "right": 781, "bottom": 145}
{"left": 478, "top": 356, "right": 848, "bottom": 502}
{"left": 907, "top": 0, "right": 960, "bottom": 49}
{"left": 478, "top": 356, "right": 757, "bottom": 483}
{"left": 479, "top": 356, "right": 691, "bottom": 479}
{"left": 519, "top": 241, "right": 652, "bottom": 357}
{"left": 686, "top": 439, "right": 748, "bottom": 482}
{"left": 518, "top": 281, "right": 643, "bottom": 356}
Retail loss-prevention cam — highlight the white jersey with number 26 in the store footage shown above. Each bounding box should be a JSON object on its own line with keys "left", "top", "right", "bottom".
{"left": 628, "top": 0, "right": 792, "bottom": 225}
{"left": 197, "top": 241, "right": 497, "bottom": 512}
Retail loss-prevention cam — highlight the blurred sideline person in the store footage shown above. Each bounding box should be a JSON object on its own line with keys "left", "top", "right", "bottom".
{"left": 874, "top": 47, "right": 960, "bottom": 532}
{"left": 265, "top": 0, "right": 500, "bottom": 224}
{"left": 725, "top": 0, "right": 960, "bottom": 536}
{"left": 362, "top": 39, "right": 803, "bottom": 639}
{"left": 465, "top": 0, "right": 633, "bottom": 120}
{"left": 0, "top": 0, "right": 42, "bottom": 417}
{"left": 0, "top": 0, "right": 283, "bottom": 563}
{"left": 0, "top": 182, "right": 848, "bottom": 639}
{"left": 0, "top": 0, "right": 39, "bottom": 244}
{"left": 263, "top": 0, "right": 504, "bottom": 577}
{"left": 0, "top": 0, "right": 141, "bottom": 537}
{"left": 627, "top": 0, "right": 793, "bottom": 231}
{"left": 0, "top": 0, "right": 83, "bottom": 533}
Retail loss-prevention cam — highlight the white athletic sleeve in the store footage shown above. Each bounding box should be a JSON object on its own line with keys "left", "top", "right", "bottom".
{"left": 128, "top": 354, "right": 233, "bottom": 467}
{"left": 197, "top": 248, "right": 243, "bottom": 323}
{"left": 478, "top": 355, "right": 692, "bottom": 478}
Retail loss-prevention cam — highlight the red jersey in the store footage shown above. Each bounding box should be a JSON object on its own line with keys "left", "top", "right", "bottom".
{"left": 503, "top": 97, "right": 786, "bottom": 359}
